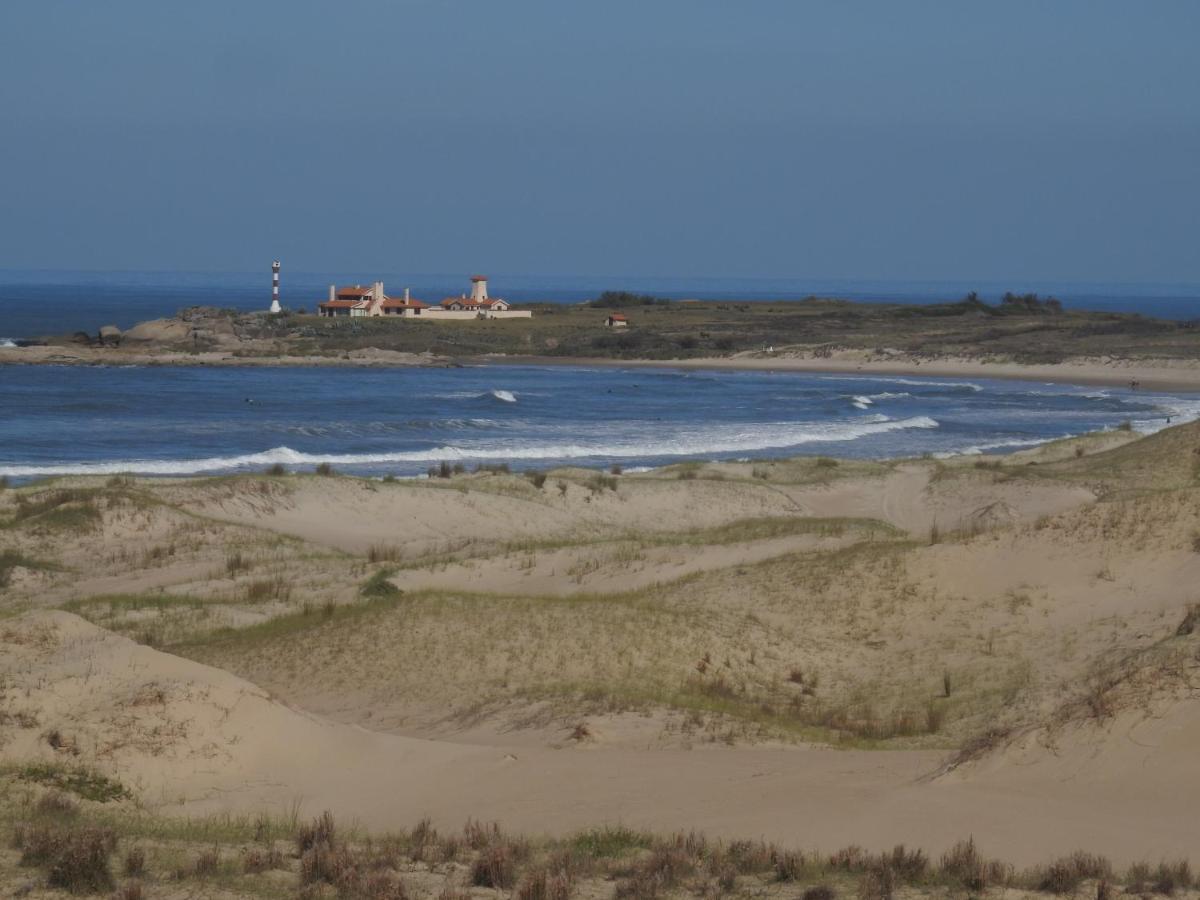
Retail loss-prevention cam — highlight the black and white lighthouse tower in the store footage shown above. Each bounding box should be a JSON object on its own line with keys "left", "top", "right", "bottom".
{"left": 270, "top": 260, "right": 282, "bottom": 314}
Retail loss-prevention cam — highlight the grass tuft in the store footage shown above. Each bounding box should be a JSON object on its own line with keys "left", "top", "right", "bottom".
{"left": 360, "top": 567, "right": 402, "bottom": 599}
{"left": 14, "top": 763, "right": 131, "bottom": 803}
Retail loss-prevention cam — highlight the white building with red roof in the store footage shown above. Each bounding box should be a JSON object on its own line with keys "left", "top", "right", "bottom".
{"left": 317, "top": 276, "right": 529, "bottom": 320}
{"left": 431, "top": 276, "right": 524, "bottom": 318}
{"left": 317, "top": 282, "right": 430, "bottom": 318}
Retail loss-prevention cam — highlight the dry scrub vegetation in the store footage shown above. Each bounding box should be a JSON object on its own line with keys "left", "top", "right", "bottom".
{"left": 1, "top": 782, "right": 1196, "bottom": 900}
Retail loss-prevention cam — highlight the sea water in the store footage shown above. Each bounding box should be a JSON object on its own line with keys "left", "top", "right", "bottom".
{"left": 0, "top": 364, "right": 1194, "bottom": 479}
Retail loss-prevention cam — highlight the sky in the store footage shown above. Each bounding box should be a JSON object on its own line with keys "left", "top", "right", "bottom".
{"left": 1, "top": 1, "right": 1198, "bottom": 284}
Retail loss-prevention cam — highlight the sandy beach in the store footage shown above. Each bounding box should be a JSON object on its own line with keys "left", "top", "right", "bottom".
{"left": 487, "top": 350, "right": 1200, "bottom": 393}
{"left": 7, "top": 342, "right": 1200, "bottom": 393}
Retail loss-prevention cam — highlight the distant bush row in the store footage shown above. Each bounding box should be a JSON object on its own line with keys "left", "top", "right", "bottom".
{"left": 588, "top": 291, "right": 673, "bottom": 309}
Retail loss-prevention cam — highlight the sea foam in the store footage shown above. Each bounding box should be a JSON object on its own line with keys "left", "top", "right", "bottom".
{"left": 0, "top": 416, "right": 940, "bottom": 477}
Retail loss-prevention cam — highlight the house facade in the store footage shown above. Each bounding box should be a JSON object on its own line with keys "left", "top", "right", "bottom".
{"left": 317, "top": 283, "right": 429, "bottom": 318}
{"left": 317, "top": 276, "right": 530, "bottom": 320}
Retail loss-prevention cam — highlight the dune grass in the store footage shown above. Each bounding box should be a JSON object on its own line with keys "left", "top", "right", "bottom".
{"left": 0, "top": 550, "right": 60, "bottom": 588}
{"left": 7, "top": 763, "right": 131, "bottom": 803}
{"left": 176, "top": 541, "right": 1012, "bottom": 749}
{"left": 1, "top": 787, "right": 1193, "bottom": 900}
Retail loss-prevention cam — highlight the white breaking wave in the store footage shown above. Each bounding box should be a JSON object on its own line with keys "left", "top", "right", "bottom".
{"left": 432, "top": 390, "right": 484, "bottom": 400}
{"left": 876, "top": 377, "right": 983, "bottom": 392}
{"left": 1130, "top": 397, "right": 1200, "bottom": 435}
{"left": 431, "top": 389, "right": 518, "bottom": 403}
{"left": 0, "top": 339, "right": 17, "bottom": 348}
{"left": 849, "top": 391, "right": 912, "bottom": 409}
{"left": 0, "top": 416, "right": 941, "bottom": 478}
{"left": 822, "top": 375, "right": 982, "bottom": 392}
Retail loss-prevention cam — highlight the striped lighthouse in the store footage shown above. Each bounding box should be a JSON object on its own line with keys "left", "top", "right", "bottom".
{"left": 269, "top": 260, "right": 282, "bottom": 313}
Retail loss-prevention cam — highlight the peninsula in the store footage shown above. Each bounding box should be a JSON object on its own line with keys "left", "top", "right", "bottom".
{"left": 6, "top": 289, "right": 1200, "bottom": 390}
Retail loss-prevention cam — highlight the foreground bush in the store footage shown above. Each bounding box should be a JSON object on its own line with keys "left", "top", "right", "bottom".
{"left": 14, "top": 822, "right": 117, "bottom": 892}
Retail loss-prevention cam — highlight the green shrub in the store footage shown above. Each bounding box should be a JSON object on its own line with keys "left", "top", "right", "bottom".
{"left": 570, "top": 826, "right": 653, "bottom": 858}
{"left": 17, "top": 763, "right": 130, "bottom": 802}
{"left": 475, "top": 462, "right": 511, "bottom": 475}
{"left": 360, "top": 568, "right": 402, "bottom": 600}
{"left": 587, "top": 474, "right": 618, "bottom": 494}
{"left": 11, "top": 490, "right": 102, "bottom": 531}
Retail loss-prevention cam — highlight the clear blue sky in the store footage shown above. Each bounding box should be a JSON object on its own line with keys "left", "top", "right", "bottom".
{"left": 1, "top": 0, "right": 1197, "bottom": 283}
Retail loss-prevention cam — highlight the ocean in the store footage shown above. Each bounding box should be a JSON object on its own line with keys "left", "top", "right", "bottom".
{"left": 1, "top": 270, "right": 1199, "bottom": 341}
{"left": 0, "top": 363, "right": 1195, "bottom": 480}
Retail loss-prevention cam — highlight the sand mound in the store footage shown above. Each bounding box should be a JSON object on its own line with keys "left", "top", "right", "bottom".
{"left": 943, "top": 624, "right": 1200, "bottom": 784}
{"left": 928, "top": 628, "right": 1200, "bottom": 863}
{"left": 5, "top": 613, "right": 1200, "bottom": 864}
{"left": 177, "top": 472, "right": 830, "bottom": 555}
{"left": 0, "top": 611, "right": 484, "bottom": 810}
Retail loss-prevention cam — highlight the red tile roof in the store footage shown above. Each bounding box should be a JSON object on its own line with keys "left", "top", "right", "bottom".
{"left": 470, "top": 275, "right": 487, "bottom": 282}
{"left": 381, "top": 297, "right": 427, "bottom": 308}
{"left": 320, "top": 300, "right": 361, "bottom": 309}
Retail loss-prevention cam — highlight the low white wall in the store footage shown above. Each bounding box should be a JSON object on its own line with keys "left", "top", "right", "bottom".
{"left": 421, "top": 310, "right": 480, "bottom": 321}
{"left": 486, "top": 310, "right": 533, "bottom": 319}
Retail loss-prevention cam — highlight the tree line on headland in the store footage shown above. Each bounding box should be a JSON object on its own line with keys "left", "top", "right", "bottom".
{"left": 588, "top": 289, "right": 1064, "bottom": 315}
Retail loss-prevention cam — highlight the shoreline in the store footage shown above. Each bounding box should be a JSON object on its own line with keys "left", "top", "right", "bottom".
{"left": 5, "top": 344, "right": 1200, "bottom": 392}
{"left": 483, "top": 351, "right": 1200, "bottom": 393}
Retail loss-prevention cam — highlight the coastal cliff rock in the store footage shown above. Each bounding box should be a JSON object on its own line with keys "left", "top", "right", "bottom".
{"left": 98, "top": 324, "right": 122, "bottom": 346}
{"left": 124, "top": 317, "right": 192, "bottom": 343}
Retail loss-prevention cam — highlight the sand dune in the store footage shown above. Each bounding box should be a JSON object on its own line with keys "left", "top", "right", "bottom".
{"left": 3, "top": 425, "right": 1200, "bottom": 873}
{"left": 3, "top": 611, "right": 1198, "bottom": 865}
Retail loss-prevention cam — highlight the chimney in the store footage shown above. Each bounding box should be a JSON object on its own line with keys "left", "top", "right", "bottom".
{"left": 328, "top": 285, "right": 335, "bottom": 302}
{"left": 404, "top": 287, "right": 410, "bottom": 302}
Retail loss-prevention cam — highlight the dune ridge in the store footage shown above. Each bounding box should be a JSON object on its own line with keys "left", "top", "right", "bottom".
{"left": 2, "top": 423, "right": 1199, "bottom": 892}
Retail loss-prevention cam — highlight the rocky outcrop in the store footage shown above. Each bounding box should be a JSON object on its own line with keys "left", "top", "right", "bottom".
{"left": 98, "top": 324, "right": 122, "bottom": 346}
{"left": 124, "top": 318, "right": 192, "bottom": 343}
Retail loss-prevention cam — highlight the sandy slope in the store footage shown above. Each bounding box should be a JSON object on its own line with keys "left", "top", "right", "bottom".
{"left": 3, "top": 611, "right": 1198, "bottom": 865}
{"left": 165, "top": 464, "right": 1092, "bottom": 558}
